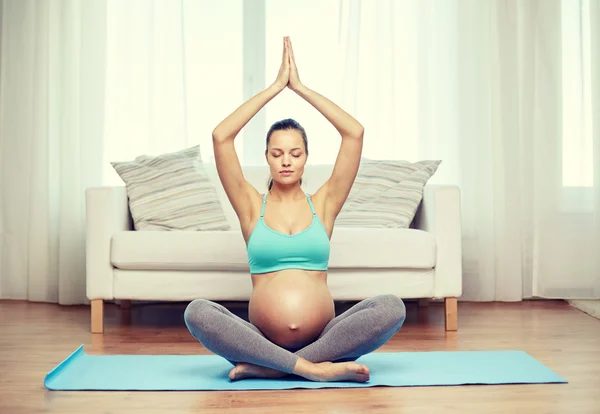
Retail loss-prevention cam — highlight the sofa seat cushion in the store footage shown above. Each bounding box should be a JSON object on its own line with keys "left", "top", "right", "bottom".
{"left": 110, "top": 228, "right": 436, "bottom": 271}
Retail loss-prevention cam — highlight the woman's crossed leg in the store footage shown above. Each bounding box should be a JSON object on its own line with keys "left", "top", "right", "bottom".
{"left": 183, "top": 294, "right": 406, "bottom": 382}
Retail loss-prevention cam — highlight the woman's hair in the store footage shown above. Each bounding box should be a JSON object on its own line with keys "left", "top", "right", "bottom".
{"left": 266, "top": 118, "right": 308, "bottom": 191}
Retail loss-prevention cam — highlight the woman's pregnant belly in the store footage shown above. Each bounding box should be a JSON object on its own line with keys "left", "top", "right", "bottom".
{"left": 249, "top": 269, "right": 335, "bottom": 350}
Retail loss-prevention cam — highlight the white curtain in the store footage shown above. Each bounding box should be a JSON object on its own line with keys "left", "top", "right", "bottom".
{"left": 1, "top": 0, "right": 598, "bottom": 304}
{"left": 0, "top": 0, "right": 244, "bottom": 304}
{"left": 101, "top": 0, "right": 243, "bottom": 184}
{"left": 0, "top": 0, "right": 107, "bottom": 304}
{"left": 338, "top": 0, "right": 600, "bottom": 300}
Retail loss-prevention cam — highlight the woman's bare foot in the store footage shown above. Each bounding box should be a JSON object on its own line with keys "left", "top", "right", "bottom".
{"left": 313, "top": 361, "right": 370, "bottom": 382}
{"left": 228, "top": 363, "right": 287, "bottom": 381}
{"left": 297, "top": 361, "right": 369, "bottom": 383}
{"left": 228, "top": 360, "right": 370, "bottom": 383}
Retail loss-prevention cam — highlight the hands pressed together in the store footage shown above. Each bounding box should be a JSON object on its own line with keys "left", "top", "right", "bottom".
{"left": 273, "top": 36, "right": 303, "bottom": 92}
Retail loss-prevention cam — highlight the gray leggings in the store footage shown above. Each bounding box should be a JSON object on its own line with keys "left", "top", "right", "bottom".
{"left": 183, "top": 294, "right": 406, "bottom": 374}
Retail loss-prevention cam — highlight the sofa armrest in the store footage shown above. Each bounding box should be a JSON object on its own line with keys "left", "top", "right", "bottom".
{"left": 85, "top": 186, "right": 132, "bottom": 300}
{"left": 411, "top": 184, "right": 462, "bottom": 298}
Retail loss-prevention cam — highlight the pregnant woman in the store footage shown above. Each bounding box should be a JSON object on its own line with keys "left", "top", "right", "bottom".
{"left": 184, "top": 36, "right": 406, "bottom": 383}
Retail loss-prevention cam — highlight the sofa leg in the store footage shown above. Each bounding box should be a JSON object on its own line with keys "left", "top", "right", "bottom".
{"left": 445, "top": 297, "right": 458, "bottom": 331}
{"left": 91, "top": 299, "right": 104, "bottom": 334}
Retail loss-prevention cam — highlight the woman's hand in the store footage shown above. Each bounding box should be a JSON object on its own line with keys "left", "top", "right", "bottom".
{"left": 287, "top": 37, "right": 303, "bottom": 92}
{"left": 272, "top": 36, "right": 290, "bottom": 91}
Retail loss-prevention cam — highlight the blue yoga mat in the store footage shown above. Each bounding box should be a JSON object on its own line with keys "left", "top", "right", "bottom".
{"left": 44, "top": 345, "right": 567, "bottom": 391}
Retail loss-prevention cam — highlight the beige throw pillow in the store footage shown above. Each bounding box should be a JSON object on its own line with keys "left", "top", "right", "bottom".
{"left": 111, "top": 145, "right": 230, "bottom": 231}
{"left": 335, "top": 158, "right": 441, "bottom": 228}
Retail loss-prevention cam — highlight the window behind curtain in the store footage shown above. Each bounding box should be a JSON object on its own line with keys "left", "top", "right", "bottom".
{"left": 264, "top": 0, "right": 346, "bottom": 165}
{"left": 561, "top": 0, "right": 593, "bottom": 188}
{"left": 102, "top": 0, "right": 243, "bottom": 185}
{"left": 101, "top": 0, "right": 594, "bottom": 187}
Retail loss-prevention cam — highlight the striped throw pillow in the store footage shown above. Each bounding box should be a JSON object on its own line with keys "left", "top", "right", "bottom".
{"left": 111, "top": 146, "right": 230, "bottom": 231}
{"left": 335, "top": 158, "right": 441, "bottom": 228}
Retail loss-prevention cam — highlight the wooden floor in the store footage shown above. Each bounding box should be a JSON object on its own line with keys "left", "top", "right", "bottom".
{"left": 1, "top": 299, "right": 599, "bottom": 414}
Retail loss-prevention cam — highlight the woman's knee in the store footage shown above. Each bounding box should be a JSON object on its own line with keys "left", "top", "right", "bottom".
{"left": 373, "top": 294, "right": 406, "bottom": 328}
{"left": 184, "top": 299, "right": 213, "bottom": 331}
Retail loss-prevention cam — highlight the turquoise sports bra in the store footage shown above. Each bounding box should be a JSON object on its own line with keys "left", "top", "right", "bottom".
{"left": 246, "top": 193, "right": 330, "bottom": 274}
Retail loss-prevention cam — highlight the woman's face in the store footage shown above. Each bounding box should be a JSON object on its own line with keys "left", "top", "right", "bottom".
{"left": 265, "top": 129, "right": 308, "bottom": 187}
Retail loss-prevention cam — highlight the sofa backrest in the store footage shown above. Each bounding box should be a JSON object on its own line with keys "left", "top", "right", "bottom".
{"left": 203, "top": 163, "right": 335, "bottom": 230}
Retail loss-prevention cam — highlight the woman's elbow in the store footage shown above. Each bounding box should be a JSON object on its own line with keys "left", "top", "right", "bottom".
{"left": 346, "top": 126, "right": 364, "bottom": 140}
{"left": 355, "top": 126, "right": 365, "bottom": 138}
{"left": 212, "top": 130, "right": 231, "bottom": 144}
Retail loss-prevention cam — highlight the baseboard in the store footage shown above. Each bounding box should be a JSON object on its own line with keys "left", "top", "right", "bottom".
{"left": 568, "top": 299, "right": 600, "bottom": 320}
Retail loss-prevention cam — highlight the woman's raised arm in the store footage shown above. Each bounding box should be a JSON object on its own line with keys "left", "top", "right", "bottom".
{"left": 212, "top": 37, "right": 291, "bottom": 224}
{"left": 286, "top": 37, "right": 364, "bottom": 220}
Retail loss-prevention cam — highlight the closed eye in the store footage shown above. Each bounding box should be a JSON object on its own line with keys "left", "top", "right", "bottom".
{"left": 271, "top": 153, "right": 302, "bottom": 158}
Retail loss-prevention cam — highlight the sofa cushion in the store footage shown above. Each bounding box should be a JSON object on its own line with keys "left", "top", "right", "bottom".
{"left": 110, "top": 228, "right": 436, "bottom": 271}
{"left": 328, "top": 228, "right": 435, "bottom": 269}
{"left": 110, "top": 145, "right": 230, "bottom": 231}
{"left": 335, "top": 158, "right": 441, "bottom": 229}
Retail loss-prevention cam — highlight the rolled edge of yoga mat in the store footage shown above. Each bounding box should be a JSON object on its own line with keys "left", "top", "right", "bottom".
{"left": 44, "top": 344, "right": 85, "bottom": 390}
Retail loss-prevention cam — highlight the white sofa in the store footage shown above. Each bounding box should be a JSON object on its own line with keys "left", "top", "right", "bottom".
{"left": 85, "top": 164, "right": 462, "bottom": 333}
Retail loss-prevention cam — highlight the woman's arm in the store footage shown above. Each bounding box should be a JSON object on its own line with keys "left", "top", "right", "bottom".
{"left": 286, "top": 38, "right": 364, "bottom": 219}
{"left": 213, "top": 37, "right": 291, "bottom": 225}
{"left": 213, "top": 84, "right": 283, "bottom": 142}
{"left": 292, "top": 85, "right": 364, "bottom": 140}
